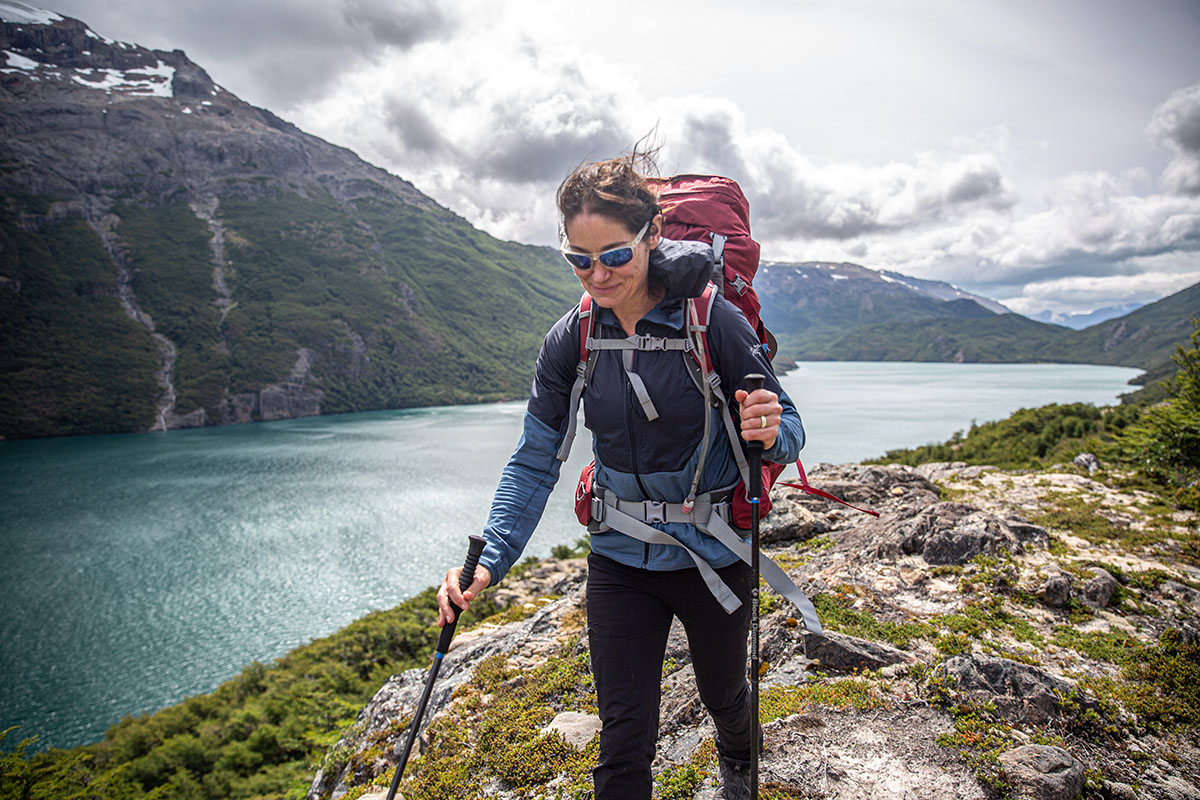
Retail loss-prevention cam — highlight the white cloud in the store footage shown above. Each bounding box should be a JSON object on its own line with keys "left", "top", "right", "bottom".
{"left": 48, "top": 0, "right": 1200, "bottom": 316}
{"left": 1148, "top": 83, "right": 1200, "bottom": 196}
{"left": 1002, "top": 269, "right": 1200, "bottom": 316}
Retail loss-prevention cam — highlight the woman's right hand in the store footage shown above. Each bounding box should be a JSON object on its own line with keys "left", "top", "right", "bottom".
{"left": 436, "top": 563, "right": 492, "bottom": 627}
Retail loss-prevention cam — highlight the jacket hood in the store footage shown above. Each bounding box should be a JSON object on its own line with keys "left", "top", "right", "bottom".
{"left": 649, "top": 237, "right": 717, "bottom": 301}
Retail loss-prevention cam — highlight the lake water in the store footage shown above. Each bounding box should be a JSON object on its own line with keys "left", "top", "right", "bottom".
{"left": 0, "top": 361, "right": 1142, "bottom": 751}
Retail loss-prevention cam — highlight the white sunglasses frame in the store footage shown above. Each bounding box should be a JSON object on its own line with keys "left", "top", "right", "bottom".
{"left": 560, "top": 221, "right": 651, "bottom": 270}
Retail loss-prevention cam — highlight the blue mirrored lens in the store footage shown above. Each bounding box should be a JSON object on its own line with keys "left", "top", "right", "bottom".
{"left": 598, "top": 247, "right": 634, "bottom": 267}
{"left": 563, "top": 252, "right": 593, "bottom": 270}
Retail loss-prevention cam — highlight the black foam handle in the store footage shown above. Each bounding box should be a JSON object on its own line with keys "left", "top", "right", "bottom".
{"left": 436, "top": 534, "right": 487, "bottom": 654}
{"left": 744, "top": 373, "right": 765, "bottom": 498}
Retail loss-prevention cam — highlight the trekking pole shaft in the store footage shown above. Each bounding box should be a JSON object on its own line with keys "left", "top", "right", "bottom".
{"left": 743, "top": 373, "right": 765, "bottom": 800}
{"left": 385, "top": 534, "right": 486, "bottom": 800}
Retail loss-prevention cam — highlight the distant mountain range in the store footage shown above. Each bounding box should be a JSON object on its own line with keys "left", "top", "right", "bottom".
{"left": 756, "top": 259, "right": 1198, "bottom": 401}
{"left": 1, "top": 4, "right": 1196, "bottom": 439}
{"left": 1030, "top": 304, "right": 1145, "bottom": 330}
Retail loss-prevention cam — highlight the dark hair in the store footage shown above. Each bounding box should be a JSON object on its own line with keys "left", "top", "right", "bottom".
{"left": 556, "top": 148, "right": 662, "bottom": 241}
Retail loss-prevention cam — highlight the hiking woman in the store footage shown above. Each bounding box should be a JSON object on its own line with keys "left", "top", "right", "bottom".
{"left": 436, "top": 153, "right": 804, "bottom": 799}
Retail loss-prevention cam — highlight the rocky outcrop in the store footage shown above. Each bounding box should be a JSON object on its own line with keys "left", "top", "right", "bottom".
{"left": 998, "top": 745, "right": 1085, "bottom": 800}
{"left": 308, "top": 463, "right": 1200, "bottom": 799}
{"left": 934, "top": 655, "right": 1092, "bottom": 725}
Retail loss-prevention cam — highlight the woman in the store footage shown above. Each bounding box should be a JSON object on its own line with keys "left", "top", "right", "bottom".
{"left": 436, "top": 153, "right": 804, "bottom": 799}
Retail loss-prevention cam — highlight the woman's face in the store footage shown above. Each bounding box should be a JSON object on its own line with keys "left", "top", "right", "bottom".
{"left": 563, "top": 212, "right": 660, "bottom": 317}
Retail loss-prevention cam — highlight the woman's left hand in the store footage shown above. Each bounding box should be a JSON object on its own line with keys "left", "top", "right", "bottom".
{"left": 735, "top": 387, "right": 782, "bottom": 451}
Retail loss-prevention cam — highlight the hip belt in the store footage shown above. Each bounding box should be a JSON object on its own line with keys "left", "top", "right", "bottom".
{"left": 589, "top": 485, "right": 823, "bottom": 634}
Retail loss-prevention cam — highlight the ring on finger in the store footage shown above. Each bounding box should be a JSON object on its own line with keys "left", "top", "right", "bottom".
{"left": 759, "top": 415, "right": 767, "bottom": 429}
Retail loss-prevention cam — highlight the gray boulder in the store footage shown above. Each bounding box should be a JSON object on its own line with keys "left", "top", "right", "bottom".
{"left": 803, "top": 631, "right": 914, "bottom": 672}
{"left": 760, "top": 501, "right": 829, "bottom": 545}
{"left": 1073, "top": 452, "right": 1101, "bottom": 474}
{"left": 1038, "top": 573, "right": 1073, "bottom": 608}
{"left": 998, "top": 745, "right": 1084, "bottom": 800}
{"left": 923, "top": 510, "right": 1027, "bottom": 566}
{"left": 871, "top": 502, "right": 1032, "bottom": 565}
{"left": 1080, "top": 567, "right": 1119, "bottom": 609}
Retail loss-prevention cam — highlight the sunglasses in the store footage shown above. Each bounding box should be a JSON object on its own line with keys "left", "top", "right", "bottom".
{"left": 560, "top": 221, "right": 650, "bottom": 270}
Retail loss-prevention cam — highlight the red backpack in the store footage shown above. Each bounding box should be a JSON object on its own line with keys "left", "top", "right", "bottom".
{"left": 647, "top": 175, "right": 777, "bottom": 361}
{"left": 647, "top": 175, "right": 877, "bottom": 520}
{"left": 558, "top": 174, "right": 877, "bottom": 524}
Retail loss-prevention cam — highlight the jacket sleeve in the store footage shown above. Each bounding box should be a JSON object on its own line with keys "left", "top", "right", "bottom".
{"left": 705, "top": 292, "right": 805, "bottom": 465}
{"left": 477, "top": 306, "right": 580, "bottom": 585}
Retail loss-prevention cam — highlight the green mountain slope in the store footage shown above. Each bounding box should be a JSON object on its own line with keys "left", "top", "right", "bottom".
{"left": 1062, "top": 281, "right": 1200, "bottom": 367}
{"left": 0, "top": 198, "right": 162, "bottom": 436}
{"left": 818, "top": 313, "right": 1073, "bottom": 363}
{"left": 0, "top": 11, "right": 580, "bottom": 439}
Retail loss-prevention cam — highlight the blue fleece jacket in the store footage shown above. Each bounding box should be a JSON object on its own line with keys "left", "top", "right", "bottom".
{"left": 477, "top": 245, "right": 804, "bottom": 585}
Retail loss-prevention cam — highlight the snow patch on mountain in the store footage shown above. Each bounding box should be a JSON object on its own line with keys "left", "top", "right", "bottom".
{"left": 70, "top": 61, "right": 177, "bottom": 97}
{"left": 1, "top": 48, "right": 39, "bottom": 71}
{"left": 0, "top": 1, "right": 61, "bottom": 26}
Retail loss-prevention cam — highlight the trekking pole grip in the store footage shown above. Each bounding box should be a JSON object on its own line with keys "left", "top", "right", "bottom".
{"left": 744, "top": 373, "right": 765, "bottom": 498}
{"left": 437, "top": 535, "right": 486, "bottom": 654}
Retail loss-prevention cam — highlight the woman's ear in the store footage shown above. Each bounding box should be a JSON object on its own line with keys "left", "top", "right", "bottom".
{"left": 648, "top": 213, "right": 664, "bottom": 249}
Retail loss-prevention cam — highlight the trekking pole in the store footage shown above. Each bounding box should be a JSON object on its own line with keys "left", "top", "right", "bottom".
{"left": 384, "top": 534, "right": 486, "bottom": 800}
{"left": 743, "top": 373, "right": 765, "bottom": 800}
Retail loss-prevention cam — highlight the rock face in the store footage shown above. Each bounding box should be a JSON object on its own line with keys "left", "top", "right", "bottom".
{"left": 0, "top": 7, "right": 579, "bottom": 439}
{"left": 308, "top": 463, "right": 1200, "bottom": 799}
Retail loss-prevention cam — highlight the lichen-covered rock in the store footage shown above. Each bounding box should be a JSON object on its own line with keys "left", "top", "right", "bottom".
{"left": 934, "top": 656, "right": 1089, "bottom": 725}
{"left": 998, "top": 745, "right": 1084, "bottom": 800}
{"left": 307, "top": 463, "right": 1200, "bottom": 800}
{"left": 1144, "top": 773, "right": 1200, "bottom": 800}
{"left": 922, "top": 510, "right": 1028, "bottom": 565}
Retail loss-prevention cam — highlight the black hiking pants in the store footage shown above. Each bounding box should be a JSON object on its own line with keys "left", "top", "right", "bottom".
{"left": 586, "top": 551, "right": 755, "bottom": 799}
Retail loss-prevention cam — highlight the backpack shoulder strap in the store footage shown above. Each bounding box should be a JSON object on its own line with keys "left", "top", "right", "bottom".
{"left": 557, "top": 293, "right": 597, "bottom": 462}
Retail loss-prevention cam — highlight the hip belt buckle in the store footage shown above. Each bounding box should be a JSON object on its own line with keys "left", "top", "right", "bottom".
{"left": 644, "top": 500, "right": 665, "bottom": 524}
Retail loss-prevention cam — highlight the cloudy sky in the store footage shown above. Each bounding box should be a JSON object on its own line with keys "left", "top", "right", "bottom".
{"left": 44, "top": 0, "right": 1200, "bottom": 316}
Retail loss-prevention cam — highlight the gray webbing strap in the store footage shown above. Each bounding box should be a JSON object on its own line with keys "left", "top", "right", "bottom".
{"left": 557, "top": 361, "right": 587, "bottom": 462}
{"left": 698, "top": 513, "right": 825, "bottom": 635}
{"left": 600, "top": 491, "right": 730, "bottom": 525}
{"left": 594, "top": 490, "right": 824, "bottom": 631}
{"left": 557, "top": 304, "right": 596, "bottom": 463}
{"left": 718, "top": 390, "right": 752, "bottom": 489}
{"left": 711, "top": 232, "right": 726, "bottom": 270}
{"left": 622, "top": 350, "right": 659, "bottom": 421}
{"left": 590, "top": 335, "right": 689, "bottom": 352}
{"left": 597, "top": 504, "right": 741, "bottom": 613}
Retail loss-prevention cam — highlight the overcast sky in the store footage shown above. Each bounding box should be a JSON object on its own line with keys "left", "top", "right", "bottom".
{"left": 42, "top": 0, "right": 1200, "bottom": 316}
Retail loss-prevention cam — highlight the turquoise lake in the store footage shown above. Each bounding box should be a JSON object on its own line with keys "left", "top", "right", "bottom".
{"left": 0, "top": 361, "right": 1142, "bottom": 751}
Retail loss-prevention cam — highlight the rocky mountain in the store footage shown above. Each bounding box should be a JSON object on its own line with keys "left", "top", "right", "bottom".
{"left": 756, "top": 261, "right": 1006, "bottom": 360}
{"left": 0, "top": 2, "right": 580, "bottom": 439}
{"left": 308, "top": 462, "right": 1200, "bottom": 800}
{"left": 757, "top": 252, "right": 1199, "bottom": 388}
